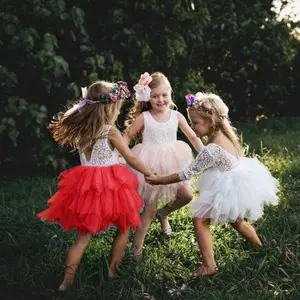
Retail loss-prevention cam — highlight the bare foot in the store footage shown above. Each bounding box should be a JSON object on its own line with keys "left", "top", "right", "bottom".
{"left": 57, "top": 281, "right": 72, "bottom": 292}
{"left": 132, "top": 246, "right": 143, "bottom": 261}
{"left": 192, "top": 264, "right": 218, "bottom": 277}
{"left": 108, "top": 268, "right": 116, "bottom": 279}
{"left": 108, "top": 262, "right": 121, "bottom": 279}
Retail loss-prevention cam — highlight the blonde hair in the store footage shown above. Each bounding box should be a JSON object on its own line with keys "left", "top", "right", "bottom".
{"left": 125, "top": 72, "right": 175, "bottom": 138}
{"left": 189, "top": 93, "right": 244, "bottom": 156}
{"left": 48, "top": 80, "right": 124, "bottom": 152}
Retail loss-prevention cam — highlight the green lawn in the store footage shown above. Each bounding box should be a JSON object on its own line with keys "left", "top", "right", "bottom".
{"left": 1, "top": 117, "right": 300, "bottom": 300}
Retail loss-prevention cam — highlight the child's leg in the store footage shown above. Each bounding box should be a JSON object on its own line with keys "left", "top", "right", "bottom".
{"left": 133, "top": 200, "right": 158, "bottom": 258}
{"left": 231, "top": 218, "right": 262, "bottom": 246}
{"left": 192, "top": 217, "right": 218, "bottom": 276}
{"left": 108, "top": 228, "right": 130, "bottom": 278}
{"left": 58, "top": 233, "right": 92, "bottom": 291}
{"left": 157, "top": 184, "right": 193, "bottom": 230}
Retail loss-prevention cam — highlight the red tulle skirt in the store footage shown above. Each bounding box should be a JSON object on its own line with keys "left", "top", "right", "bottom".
{"left": 37, "top": 164, "right": 143, "bottom": 235}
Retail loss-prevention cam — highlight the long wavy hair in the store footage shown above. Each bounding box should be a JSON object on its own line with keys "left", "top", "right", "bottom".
{"left": 189, "top": 93, "right": 244, "bottom": 156}
{"left": 48, "top": 80, "right": 124, "bottom": 152}
{"left": 125, "top": 72, "right": 175, "bottom": 141}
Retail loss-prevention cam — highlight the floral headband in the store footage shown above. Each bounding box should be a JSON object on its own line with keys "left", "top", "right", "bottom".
{"left": 79, "top": 81, "right": 130, "bottom": 110}
{"left": 185, "top": 93, "right": 205, "bottom": 109}
{"left": 185, "top": 93, "right": 228, "bottom": 118}
{"left": 64, "top": 81, "right": 130, "bottom": 116}
{"left": 133, "top": 72, "right": 152, "bottom": 102}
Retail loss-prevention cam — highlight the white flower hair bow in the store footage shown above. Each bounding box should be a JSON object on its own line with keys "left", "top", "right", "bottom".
{"left": 133, "top": 72, "right": 152, "bottom": 102}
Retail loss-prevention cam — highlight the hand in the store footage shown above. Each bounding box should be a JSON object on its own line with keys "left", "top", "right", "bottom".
{"left": 145, "top": 173, "right": 164, "bottom": 185}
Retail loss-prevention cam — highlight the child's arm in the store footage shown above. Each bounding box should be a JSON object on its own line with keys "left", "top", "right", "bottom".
{"left": 123, "top": 114, "right": 144, "bottom": 145}
{"left": 177, "top": 112, "right": 204, "bottom": 152}
{"left": 145, "top": 145, "right": 217, "bottom": 185}
{"left": 109, "top": 126, "right": 152, "bottom": 176}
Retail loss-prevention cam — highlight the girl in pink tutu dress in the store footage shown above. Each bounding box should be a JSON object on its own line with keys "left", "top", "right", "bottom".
{"left": 37, "top": 80, "right": 153, "bottom": 291}
{"left": 125, "top": 72, "right": 204, "bottom": 258}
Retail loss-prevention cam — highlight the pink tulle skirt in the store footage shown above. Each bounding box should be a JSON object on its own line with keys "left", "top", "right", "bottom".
{"left": 131, "top": 141, "right": 193, "bottom": 204}
{"left": 36, "top": 164, "right": 143, "bottom": 235}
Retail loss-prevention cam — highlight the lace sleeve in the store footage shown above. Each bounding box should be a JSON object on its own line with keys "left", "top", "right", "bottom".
{"left": 178, "top": 144, "right": 220, "bottom": 180}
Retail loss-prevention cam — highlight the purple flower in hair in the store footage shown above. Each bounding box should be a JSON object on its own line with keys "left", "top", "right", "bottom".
{"left": 185, "top": 94, "right": 196, "bottom": 107}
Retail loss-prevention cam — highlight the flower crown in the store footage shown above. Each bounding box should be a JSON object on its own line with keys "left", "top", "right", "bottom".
{"left": 185, "top": 93, "right": 205, "bottom": 109}
{"left": 64, "top": 81, "right": 130, "bottom": 116}
{"left": 133, "top": 72, "right": 152, "bottom": 102}
{"left": 82, "top": 81, "right": 130, "bottom": 104}
{"left": 185, "top": 92, "right": 228, "bottom": 119}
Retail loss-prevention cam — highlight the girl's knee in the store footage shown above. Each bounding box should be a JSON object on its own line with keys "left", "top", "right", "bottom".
{"left": 193, "top": 217, "right": 210, "bottom": 227}
{"left": 144, "top": 201, "right": 158, "bottom": 218}
{"left": 76, "top": 233, "right": 92, "bottom": 247}
{"left": 231, "top": 218, "right": 244, "bottom": 229}
{"left": 147, "top": 208, "right": 157, "bottom": 218}
{"left": 178, "top": 185, "right": 193, "bottom": 203}
{"left": 144, "top": 205, "right": 157, "bottom": 218}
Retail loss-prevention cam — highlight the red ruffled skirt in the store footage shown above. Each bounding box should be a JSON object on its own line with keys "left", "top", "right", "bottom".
{"left": 37, "top": 164, "right": 143, "bottom": 235}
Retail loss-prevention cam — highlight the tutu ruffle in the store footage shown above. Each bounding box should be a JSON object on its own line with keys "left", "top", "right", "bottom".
{"left": 131, "top": 141, "right": 193, "bottom": 204}
{"left": 37, "top": 165, "right": 143, "bottom": 235}
{"left": 190, "top": 157, "right": 279, "bottom": 223}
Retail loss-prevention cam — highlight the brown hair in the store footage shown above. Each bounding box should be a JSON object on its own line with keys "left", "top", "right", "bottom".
{"left": 125, "top": 72, "right": 175, "bottom": 139}
{"left": 189, "top": 93, "right": 244, "bottom": 156}
{"left": 48, "top": 80, "right": 124, "bottom": 152}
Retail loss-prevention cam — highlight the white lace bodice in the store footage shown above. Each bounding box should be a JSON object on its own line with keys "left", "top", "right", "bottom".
{"left": 179, "top": 143, "right": 240, "bottom": 180}
{"left": 142, "top": 110, "right": 178, "bottom": 145}
{"left": 79, "top": 126, "right": 119, "bottom": 166}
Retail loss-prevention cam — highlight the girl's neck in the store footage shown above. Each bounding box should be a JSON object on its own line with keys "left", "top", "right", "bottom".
{"left": 210, "top": 130, "right": 239, "bottom": 157}
{"left": 211, "top": 129, "right": 223, "bottom": 143}
{"left": 148, "top": 108, "right": 171, "bottom": 123}
{"left": 149, "top": 108, "right": 170, "bottom": 116}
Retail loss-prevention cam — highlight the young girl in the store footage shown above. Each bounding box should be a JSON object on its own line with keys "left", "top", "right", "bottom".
{"left": 125, "top": 72, "right": 204, "bottom": 258}
{"left": 37, "top": 80, "right": 153, "bottom": 291}
{"left": 145, "top": 92, "right": 278, "bottom": 276}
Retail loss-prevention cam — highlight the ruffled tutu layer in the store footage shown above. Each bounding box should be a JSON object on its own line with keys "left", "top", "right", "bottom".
{"left": 190, "top": 157, "right": 279, "bottom": 223}
{"left": 37, "top": 164, "right": 143, "bottom": 235}
{"left": 131, "top": 141, "right": 193, "bottom": 204}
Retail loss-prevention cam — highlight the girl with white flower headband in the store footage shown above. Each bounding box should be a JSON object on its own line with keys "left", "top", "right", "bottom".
{"left": 37, "top": 80, "right": 153, "bottom": 291}
{"left": 125, "top": 72, "right": 204, "bottom": 259}
{"left": 145, "top": 92, "right": 279, "bottom": 276}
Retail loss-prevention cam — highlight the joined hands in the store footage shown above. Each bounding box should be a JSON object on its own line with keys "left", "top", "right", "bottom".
{"left": 145, "top": 173, "right": 164, "bottom": 185}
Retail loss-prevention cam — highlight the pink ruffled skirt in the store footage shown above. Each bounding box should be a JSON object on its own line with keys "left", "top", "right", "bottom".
{"left": 131, "top": 141, "right": 193, "bottom": 204}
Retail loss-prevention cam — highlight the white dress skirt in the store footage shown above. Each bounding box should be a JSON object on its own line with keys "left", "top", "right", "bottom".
{"left": 178, "top": 143, "right": 279, "bottom": 223}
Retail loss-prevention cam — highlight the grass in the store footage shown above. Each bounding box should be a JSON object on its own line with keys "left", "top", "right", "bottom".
{"left": 1, "top": 116, "right": 300, "bottom": 300}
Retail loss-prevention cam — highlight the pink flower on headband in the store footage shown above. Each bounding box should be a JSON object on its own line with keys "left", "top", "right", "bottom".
{"left": 138, "top": 72, "right": 152, "bottom": 86}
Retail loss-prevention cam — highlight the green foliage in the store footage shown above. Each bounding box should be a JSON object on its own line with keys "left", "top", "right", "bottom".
{"left": 0, "top": 0, "right": 299, "bottom": 175}
{"left": 1, "top": 118, "right": 300, "bottom": 299}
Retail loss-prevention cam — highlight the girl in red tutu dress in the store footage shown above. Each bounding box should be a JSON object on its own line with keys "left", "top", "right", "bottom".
{"left": 37, "top": 80, "right": 153, "bottom": 291}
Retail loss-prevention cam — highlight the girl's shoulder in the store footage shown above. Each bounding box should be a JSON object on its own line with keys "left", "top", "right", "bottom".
{"left": 201, "top": 143, "right": 222, "bottom": 156}
{"left": 133, "top": 112, "right": 145, "bottom": 125}
{"left": 206, "top": 143, "right": 239, "bottom": 160}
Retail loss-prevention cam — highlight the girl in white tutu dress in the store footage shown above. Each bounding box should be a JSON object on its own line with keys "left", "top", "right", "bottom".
{"left": 125, "top": 72, "right": 204, "bottom": 258}
{"left": 146, "top": 92, "right": 279, "bottom": 276}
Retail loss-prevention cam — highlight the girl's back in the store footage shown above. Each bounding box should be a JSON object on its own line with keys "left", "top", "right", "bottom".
{"left": 80, "top": 125, "right": 119, "bottom": 166}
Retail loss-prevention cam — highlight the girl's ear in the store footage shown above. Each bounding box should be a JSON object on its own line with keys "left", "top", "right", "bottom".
{"left": 207, "top": 118, "right": 214, "bottom": 129}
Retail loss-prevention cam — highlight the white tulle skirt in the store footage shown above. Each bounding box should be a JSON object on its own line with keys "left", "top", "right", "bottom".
{"left": 190, "top": 157, "right": 279, "bottom": 223}
{"left": 131, "top": 141, "right": 193, "bottom": 204}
